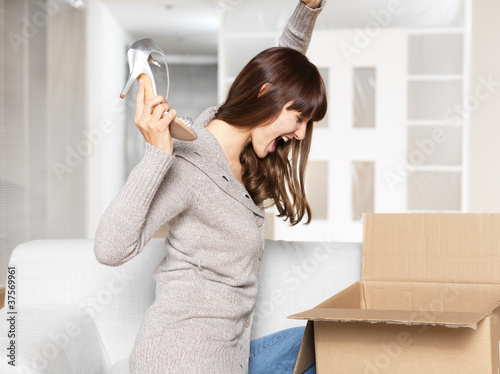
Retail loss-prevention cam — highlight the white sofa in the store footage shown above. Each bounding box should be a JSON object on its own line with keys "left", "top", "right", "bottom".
{"left": 0, "top": 238, "right": 361, "bottom": 373}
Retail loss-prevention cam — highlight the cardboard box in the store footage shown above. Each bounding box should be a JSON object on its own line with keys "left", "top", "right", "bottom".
{"left": 289, "top": 213, "right": 500, "bottom": 374}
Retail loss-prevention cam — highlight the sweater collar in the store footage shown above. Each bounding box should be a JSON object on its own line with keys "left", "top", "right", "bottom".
{"left": 173, "top": 106, "right": 265, "bottom": 218}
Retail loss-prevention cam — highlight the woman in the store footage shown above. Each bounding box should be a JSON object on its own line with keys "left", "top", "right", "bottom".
{"left": 94, "top": 1, "right": 327, "bottom": 373}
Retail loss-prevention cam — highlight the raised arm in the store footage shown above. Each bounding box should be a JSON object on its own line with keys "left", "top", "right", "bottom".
{"left": 279, "top": 0, "right": 326, "bottom": 54}
{"left": 93, "top": 142, "right": 196, "bottom": 266}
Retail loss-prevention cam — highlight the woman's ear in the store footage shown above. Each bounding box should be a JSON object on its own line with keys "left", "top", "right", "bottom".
{"left": 258, "top": 83, "right": 272, "bottom": 97}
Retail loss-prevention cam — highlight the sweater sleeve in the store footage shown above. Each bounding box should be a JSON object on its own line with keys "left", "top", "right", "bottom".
{"left": 278, "top": 0, "right": 326, "bottom": 54}
{"left": 94, "top": 141, "right": 195, "bottom": 266}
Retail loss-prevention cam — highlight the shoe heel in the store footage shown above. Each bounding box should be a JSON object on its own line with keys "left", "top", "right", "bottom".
{"left": 120, "top": 74, "right": 135, "bottom": 99}
{"left": 120, "top": 50, "right": 157, "bottom": 99}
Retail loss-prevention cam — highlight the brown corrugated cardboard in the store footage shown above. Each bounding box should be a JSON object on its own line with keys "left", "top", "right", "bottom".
{"left": 289, "top": 213, "right": 500, "bottom": 374}
{"left": 362, "top": 214, "right": 500, "bottom": 284}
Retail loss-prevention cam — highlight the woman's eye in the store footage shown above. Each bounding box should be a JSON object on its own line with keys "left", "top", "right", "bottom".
{"left": 296, "top": 116, "right": 303, "bottom": 123}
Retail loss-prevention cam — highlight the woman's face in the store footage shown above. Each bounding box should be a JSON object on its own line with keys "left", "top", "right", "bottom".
{"left": 250, "top": 101, "right": 310, "bottom": 158}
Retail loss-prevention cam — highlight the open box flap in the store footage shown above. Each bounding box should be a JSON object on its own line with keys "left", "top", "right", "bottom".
{"left": 362, "top": 213, "right": 500, "bottom": 284}
{"left": 288, "top": 307, "right": 488, "bottom": 329}
{"left": 293, "top": 320, "right": 315, "bottom": 374}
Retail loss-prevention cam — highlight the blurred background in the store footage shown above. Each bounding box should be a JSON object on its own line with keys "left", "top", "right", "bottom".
{"left": 1, "top": 0, "right": 500, "bottom": 290}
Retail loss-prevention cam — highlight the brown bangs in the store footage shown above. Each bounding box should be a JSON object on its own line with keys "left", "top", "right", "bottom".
{"left": 286, "top": 65, "right": 328, "bottom": 123}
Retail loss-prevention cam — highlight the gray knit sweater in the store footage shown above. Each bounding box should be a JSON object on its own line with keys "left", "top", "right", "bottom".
{"left": 94, "top": 2, "right": 325, "bottom": 373}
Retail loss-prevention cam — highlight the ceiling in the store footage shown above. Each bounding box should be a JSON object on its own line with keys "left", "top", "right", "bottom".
{"left": 102, "top": 0, "right": 463, "bottom": 59}
{"left": 102, "top": 0, "right": 219, "bottom": 58}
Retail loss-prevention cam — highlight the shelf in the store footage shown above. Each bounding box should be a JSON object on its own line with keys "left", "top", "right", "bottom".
{"left": 407, "top": 120, "right": 462, "bottom": 126}
{"left": 407, "top": 166, "right": 462, "bottom": 172}
{"left": 405, "top": 209, "right": 463, "bottom": 213}
{"left": 407, "top": 75, "right": 463, "bottom": 81}
{"left": 407, "top": 28, "right": 465, "bottom": 35}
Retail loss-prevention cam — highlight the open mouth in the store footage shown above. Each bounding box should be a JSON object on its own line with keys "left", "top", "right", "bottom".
{"left": 270, "top": 136, "right": 290, "bottom": 153}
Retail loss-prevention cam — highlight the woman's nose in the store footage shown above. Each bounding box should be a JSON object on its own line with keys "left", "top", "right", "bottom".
{"left": 294, "top": 123, "right": 307, "bottom": 140}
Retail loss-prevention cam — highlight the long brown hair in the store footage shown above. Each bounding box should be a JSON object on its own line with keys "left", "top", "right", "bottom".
{"left": 215, "top": 47, "right": 327, "bottom": 225}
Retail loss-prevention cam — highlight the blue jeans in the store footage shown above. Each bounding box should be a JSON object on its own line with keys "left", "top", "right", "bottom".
{"left": 248, "top": 326, "right": 316, "bottom": 374}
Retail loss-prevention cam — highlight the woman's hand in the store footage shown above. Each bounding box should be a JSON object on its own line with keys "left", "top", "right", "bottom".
{"left": 301, "top": 0, "right": 321, "bottom": 9}
{"left": 134, "top": 78, "right": 177, "bottom": 155}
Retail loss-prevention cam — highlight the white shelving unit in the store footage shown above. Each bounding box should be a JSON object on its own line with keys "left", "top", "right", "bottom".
{"left": 406, "top": 29, "right": 467, "bottom": 213}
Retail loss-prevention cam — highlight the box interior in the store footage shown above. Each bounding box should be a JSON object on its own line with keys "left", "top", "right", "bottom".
{"left": 362, "top": 281, "right": 500, "bottom": 314}
{"left": 362, "top": 213, "right": 500, "bottom": 285}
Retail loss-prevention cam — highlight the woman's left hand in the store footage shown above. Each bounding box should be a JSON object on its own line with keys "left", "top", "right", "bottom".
{"left": 301, "top": 0, "right": 321, "bottom": 9}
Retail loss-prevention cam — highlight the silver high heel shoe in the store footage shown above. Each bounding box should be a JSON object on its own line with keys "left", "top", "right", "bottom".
{"left": 120, "top": 38, "right": 197, "bottom": 141}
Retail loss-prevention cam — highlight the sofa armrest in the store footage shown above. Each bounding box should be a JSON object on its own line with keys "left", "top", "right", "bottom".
{"left": 0, "top": 305, "right": 111, "bottom": 374}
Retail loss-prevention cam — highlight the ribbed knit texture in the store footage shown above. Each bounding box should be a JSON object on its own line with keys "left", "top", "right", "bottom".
{"left": 94, "top": 1, "right": 326, "bottom": 373}
{"left": 279, "top": 0, "right": 324, "bottom": 54}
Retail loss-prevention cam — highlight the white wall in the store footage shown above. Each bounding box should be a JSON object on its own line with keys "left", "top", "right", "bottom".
{"left": 468, "top": 0, "right": 500, "bottom": 212}
{"left": 86, "top": 0, "right": 132, "bottom": 238}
